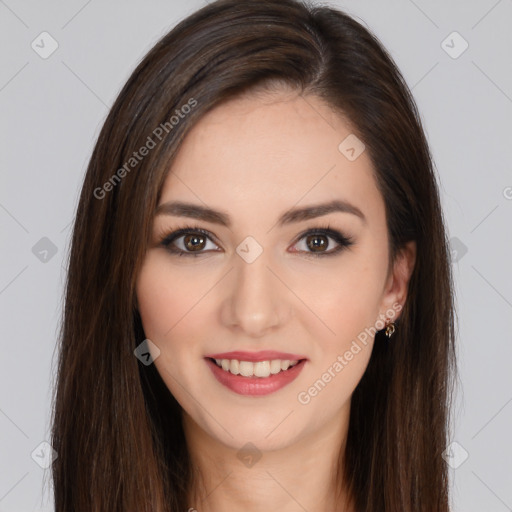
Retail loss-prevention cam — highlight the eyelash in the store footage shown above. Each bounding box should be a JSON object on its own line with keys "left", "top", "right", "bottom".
{"left": 157, "top": 223, "right": 354, "bottom": 259}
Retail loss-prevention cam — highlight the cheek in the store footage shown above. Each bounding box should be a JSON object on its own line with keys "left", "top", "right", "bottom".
{"left": 136, "top": 257, "right": 173, "bottom": 340}
{"left": 290, "top": 253, "right": 386, "bottom": 345}
{"left": 135, "top": 255, "right": 204, "bottom": 397}
{"left": 136, "top": 253, "right": 207, "bottom": 338}
{"left": 293, "top": 260, "right": 382, "bottom": 412}
{"left": 135, "top": 254, "right": 198, "bottom": 360}
{"left": 135, "top": 253, "right": 222, "bottom": 380}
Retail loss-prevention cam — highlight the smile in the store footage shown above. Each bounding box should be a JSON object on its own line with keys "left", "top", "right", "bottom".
{"left": 212, "top": 358, "right": 300, "bottom": 378}
{"left": 204, "top": 354, "right": 307, "bottom": 396}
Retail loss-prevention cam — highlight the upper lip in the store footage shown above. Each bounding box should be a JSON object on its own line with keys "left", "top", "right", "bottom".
{"left": 205, "top": 350, "right": 307, "bottom": 362}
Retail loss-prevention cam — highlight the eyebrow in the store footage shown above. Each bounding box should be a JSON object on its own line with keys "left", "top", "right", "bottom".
{"left": 155, "top": 199, "right": 366, "bottom": 227}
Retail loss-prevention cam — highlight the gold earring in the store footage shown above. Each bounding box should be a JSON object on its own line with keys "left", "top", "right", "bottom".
{"left": 384, "top": 319, "right": 396, "bottom": 338}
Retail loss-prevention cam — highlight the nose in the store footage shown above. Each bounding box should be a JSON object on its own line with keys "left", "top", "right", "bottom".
{"left": 219, "top": 250, "right": 291, "bottom": 338}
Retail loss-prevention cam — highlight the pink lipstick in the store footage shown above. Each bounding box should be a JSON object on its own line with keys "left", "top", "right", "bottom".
{"left": 204, "top": 350, "right": 307, "bottom": 396}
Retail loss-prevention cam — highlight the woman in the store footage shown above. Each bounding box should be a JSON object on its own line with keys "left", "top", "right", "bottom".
{"left": 51, "top": 0, "right": 457, "bottom": 510}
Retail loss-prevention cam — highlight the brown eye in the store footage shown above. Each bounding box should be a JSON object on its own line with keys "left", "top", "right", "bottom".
{"left": 291, "top": 227, "right": 354, "bottom": 258}
{"left": 160, "top": 227, "right": 220, "bottom": 257}
{"left": 183, "top": 233, "right": 206, "bottom": 251}
{"left": 305, "top": 234, "right": 329, "bottom": 253}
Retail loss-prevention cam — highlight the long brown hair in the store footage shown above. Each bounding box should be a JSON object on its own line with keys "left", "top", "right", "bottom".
{"left": 50, "top": 0, "right": 457, "bottom": 510}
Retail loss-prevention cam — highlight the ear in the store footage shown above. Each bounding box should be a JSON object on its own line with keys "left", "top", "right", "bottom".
{"left": 378, "top": 240, "right": 416, "bottom": 322}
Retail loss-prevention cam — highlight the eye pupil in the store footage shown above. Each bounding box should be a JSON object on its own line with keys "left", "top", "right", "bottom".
{"left": 307, "top": 234, "right": 328, "bottom": 252}
{"left": 185, "top": 234, "right": 205, "bottom": 251}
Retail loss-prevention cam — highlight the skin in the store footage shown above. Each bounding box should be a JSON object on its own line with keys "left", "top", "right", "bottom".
{"left": 135, "top": 89, "right": 416, "bottom": 512}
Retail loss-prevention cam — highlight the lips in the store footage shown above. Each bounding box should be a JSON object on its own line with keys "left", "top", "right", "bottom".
{"left": 204, "top": 350, "right": 308, "bottom": 396}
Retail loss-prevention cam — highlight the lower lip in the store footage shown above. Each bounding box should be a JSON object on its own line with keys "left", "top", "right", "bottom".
{"left": 205, "top": 358, "right": 307, "bottom": 396}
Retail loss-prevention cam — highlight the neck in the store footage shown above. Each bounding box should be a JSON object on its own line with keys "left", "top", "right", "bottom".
{"left": 182, "top": 404, "right": 354, "bottom": 512}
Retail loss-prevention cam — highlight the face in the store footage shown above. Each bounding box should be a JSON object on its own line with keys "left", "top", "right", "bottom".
{"left": 135, "top": 89, "right": 414, "bottom": 452}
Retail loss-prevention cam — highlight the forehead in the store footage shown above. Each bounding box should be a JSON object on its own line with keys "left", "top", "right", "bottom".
{"left": 160, "top": 91, "right": 383, "bottom": 224}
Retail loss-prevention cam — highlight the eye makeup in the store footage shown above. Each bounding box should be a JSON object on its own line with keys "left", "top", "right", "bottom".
{"left": 156, "top": 223, "right": 355, "bottom": 258}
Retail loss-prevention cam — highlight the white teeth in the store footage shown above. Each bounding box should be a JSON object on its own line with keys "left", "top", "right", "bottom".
{"left": 212, "top": 358, "right": 300, "bottom": 377}
{"left": 230, "top": 359, "right": 240, "bottom": 375}
{"left": 239, "top": 361, "right": 254, "bottom": 377}
{"left": 254, "top": 361, "right": 270, "bottom": 378}
{"left": 270, "top": 360, "right": 282, "bottom": 374}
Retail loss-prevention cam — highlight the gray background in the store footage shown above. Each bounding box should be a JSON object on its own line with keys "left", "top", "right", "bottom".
{"left": 1, "top": 0, "right": 511, "bottom": 510}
